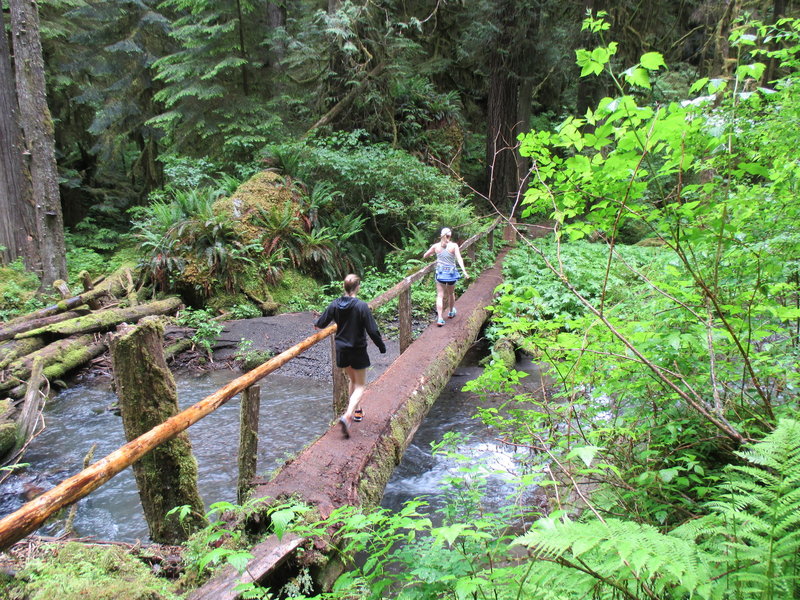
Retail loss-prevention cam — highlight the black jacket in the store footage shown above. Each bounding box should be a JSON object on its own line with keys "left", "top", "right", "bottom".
{"left": 315, "top": 296, "right": 386, "bottom": 353}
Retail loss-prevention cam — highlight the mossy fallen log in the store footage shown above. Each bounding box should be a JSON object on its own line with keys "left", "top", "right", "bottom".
{"left": 0, "top": 334, "right": 107, "bottom": 397}
{"left": 0, "top": 273, "right": 128, "bottom": 328}
{"left": 15, "top": 297, "right": 182, "bottom": 340}
{"left": 0, "top": 310, "right": 90, "bottom": 342}
{"left": 0, "top": 337, "right": 46, "bottom": 370}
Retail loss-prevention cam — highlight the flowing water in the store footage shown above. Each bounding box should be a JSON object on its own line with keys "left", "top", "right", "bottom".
{"left": 0, "top": 370, "right": 332, "bottom": 542}
{"left": 0, "top": 345, "right": 543, "bottom": 542}
{"left": 380, "top": 345, "right": 544, "bottom": 519}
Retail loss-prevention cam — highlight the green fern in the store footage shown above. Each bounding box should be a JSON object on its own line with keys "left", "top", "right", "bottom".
{"left": 676, "top": 418, "right": 800, "bottom": 600}
{"left": 515, "top": 517, "right": 719, "bottom": 599}
{"left": 514, "top": 419, "right": 800, "bottom": 600}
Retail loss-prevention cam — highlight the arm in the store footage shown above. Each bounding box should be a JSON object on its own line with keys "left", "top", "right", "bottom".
{"left": 422, "top": 244, "right": 437, "bottom": 259}
{"left": 314, "top": 303, "right": 334, "bottom": 329}
{"left": 362, "top": 305, "right": 386, "bottom": 353}
{"left": 453, "top": 244, "right": 469, "bottom": 278}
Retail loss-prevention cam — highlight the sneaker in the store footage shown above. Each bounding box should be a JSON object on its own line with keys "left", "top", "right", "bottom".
{"left": 353, "top": 408, "right": 364, "bottom": 422}
{"left": 448, "top": 308, "right": 457, "bottom": 319}
{"left": 338, "top": 416, "right": 351, "bottom": 438}
{"left": 437, "top": 318, "right": 445, "bottom": 327}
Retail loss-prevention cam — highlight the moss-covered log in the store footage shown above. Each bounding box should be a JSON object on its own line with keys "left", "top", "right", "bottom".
{"left": 0, "top": 272, "right": 128, "bottom": 327}
{"left": 0, "top": 334, "right": 106, "bottom": 396}
{"left": 0, "top": 310, "right": 89, "bottom": 342}
{"left": 110, "top": 317, "right": 207, "bottom": 544}
{"left": 16, "top": 297, "right": 181, "bottom": 339}
{"left": 0, "top": 336, "right": 45, "bottom": 369}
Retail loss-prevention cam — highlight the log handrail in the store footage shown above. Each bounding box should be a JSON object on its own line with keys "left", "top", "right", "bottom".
{"left": 0, "top": 217, "right": 502, "bottom": 551}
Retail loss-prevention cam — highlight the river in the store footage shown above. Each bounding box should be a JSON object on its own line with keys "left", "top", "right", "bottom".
{"left": 0, "top": 345, "right": 541, "bottom": 542}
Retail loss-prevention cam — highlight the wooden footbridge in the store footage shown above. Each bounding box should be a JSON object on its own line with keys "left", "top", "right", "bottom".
{"left": 0, "top": 220, "right": 549, "bottom": 598}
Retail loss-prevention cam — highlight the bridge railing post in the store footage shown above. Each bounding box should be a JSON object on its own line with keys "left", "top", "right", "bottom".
{"left": 331, "top": 335, "right": 348, "bottom": 415}
{"left": 398, "top": 287, "right": 412, "bottom": 354}
{"left": 238, "top": 384, "right": 260, "bottom": 504}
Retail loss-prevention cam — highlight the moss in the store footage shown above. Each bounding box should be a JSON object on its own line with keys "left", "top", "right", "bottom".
{"left": 212, "top": 170, "right": 296, "bottom": 245}
{"left": 268, "top": 270, "right": 324, "bottom": 312}
{"left": 0, "top": 265, "right": 40, "bottom": 320}
{"left": 0, "top": 421, "right": 18, "bottom": 457}
{"left": 10, "top": 542, "right": 180, "bottom": 600}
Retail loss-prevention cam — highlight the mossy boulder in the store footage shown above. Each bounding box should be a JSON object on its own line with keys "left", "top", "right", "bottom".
{"left": 212, "top": 170, "right": 298, "bottom": 245}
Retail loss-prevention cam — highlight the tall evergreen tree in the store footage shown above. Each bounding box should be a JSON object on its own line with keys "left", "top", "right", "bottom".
{"left": 150, "top": 0, "right": 281, "bottom": 161}
{"left": 0, "top": 7, "right": 36, "bottom": 268}
{"left": 8, "top": 0, "right": 66, "bottom": 286}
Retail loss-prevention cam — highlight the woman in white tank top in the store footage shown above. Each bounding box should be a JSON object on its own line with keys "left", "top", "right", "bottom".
{"left": 423, "top": 227, "right": 469, "bottom": 326}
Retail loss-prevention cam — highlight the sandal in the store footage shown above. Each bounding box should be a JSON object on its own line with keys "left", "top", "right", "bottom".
{"left": 353, "top": 408, "right": 364, "bottom": 422}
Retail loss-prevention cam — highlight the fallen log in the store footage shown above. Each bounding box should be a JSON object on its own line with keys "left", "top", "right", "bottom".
{"left": 0, "top": 271, "right": 128, "bottom": 328}
{"left": 15, "top": 297, "right": 182, "bottom": 340}
{"left": 190, "top": 250, "right": 508, "bottom": 600}
{"left": 0, "top": 334, "right": 106, "bottom": 396}
{"left": 0, "top": 310, "right": 90, "bottom": 342}
{"left": 15, "top": 357, "right": 46, "bottom": 450}
{"left": 0, "top": 337, "right": 46, "bottom": 370}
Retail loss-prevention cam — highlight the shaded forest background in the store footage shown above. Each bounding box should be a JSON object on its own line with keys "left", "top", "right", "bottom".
{"left": 3, "top": 0, "right": 784, "bottom": 294}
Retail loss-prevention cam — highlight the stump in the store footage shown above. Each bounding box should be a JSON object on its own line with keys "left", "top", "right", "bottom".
{"left": 110, "top": 316, "right": 207, "bottom": 543}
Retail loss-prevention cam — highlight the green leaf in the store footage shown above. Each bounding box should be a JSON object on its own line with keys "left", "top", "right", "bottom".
{"left": 227, "top": 550, "right": 254, "bottom": 574}
{"left": 567, "top": 445, "right": 601, "bottom": 467}
{"left": 659, "top": 468, "right": 680, "bottom": 483}
{"left": 640, "top": 52, "right": 666, "bottom": 71}
{"left": 625, "top": 66, "right": 651, "bottom": 89}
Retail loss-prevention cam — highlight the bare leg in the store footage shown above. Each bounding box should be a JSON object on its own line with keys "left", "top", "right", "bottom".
{"left": 445, "top": 284, "right": 456, "bottom": 315}
{"left": 435, "top": 281, "right": 446, "bottom": 321}
{"left": 343, "top": 366, "right": 367, "bottom": 421}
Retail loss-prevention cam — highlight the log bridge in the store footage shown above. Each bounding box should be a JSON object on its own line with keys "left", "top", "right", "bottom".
{"left": 0, "top": 219, "right": 550, "bottom": 598}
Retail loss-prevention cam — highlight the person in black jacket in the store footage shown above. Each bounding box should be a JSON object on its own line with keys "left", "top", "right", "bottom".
{"left": 315, "top": 274, "right": 386, "bottom": 437}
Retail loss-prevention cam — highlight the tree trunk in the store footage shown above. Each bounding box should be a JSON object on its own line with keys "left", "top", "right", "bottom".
{"left": 8, "top": 0, "right": 67, "bottom": 287}
{"left": 0, "top": 8, "right": 36, "bottom": 269}
{"left": 0, "top": 310, "right": 89, "bottom": 342}
{"left": 110, "top": 317, "right": 207, "bottom": 544}
{"left": 485, "top": 0, "right": 536, "bottom": 216}
{"left": 266, "top": 2, "right": 287, "bottom": 71}
{"left": 0, "top": 337, "right": 45, "bottom": 370}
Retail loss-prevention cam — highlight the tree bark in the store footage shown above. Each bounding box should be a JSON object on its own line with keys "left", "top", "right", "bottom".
{"left": 485, "top": 0, "right": 536, "bottom": 216}
{"left": 16, "top": 297, "right": 182, "bottom": 339}
{"left": 266, "top": 2, "right": 287, "bottom": 71}
{"left": 110, "top": 317, "right": 207, "bottom": 544}
{"left": 0, "top": 8, "right": 36, "bottom": 269}
{"left": 8, "top": 0, "right": 67, "bottom": 287}
{"left": 237, "top": 385, "right": 260, "bottom": 504}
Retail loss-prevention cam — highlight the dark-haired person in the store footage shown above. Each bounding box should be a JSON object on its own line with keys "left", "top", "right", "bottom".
{"left": 423, "top": 227, "right": 469, "bottom": 326}
{"left": 315, "top": 274, "right": 386, "bottom": 437}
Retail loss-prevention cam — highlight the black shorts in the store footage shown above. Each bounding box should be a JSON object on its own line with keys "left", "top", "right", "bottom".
{"left": 336, "top": 346, "right": 371, "bottom": 369}
{"left": 436, "top": 278, "right": 456, "bottom": 285}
